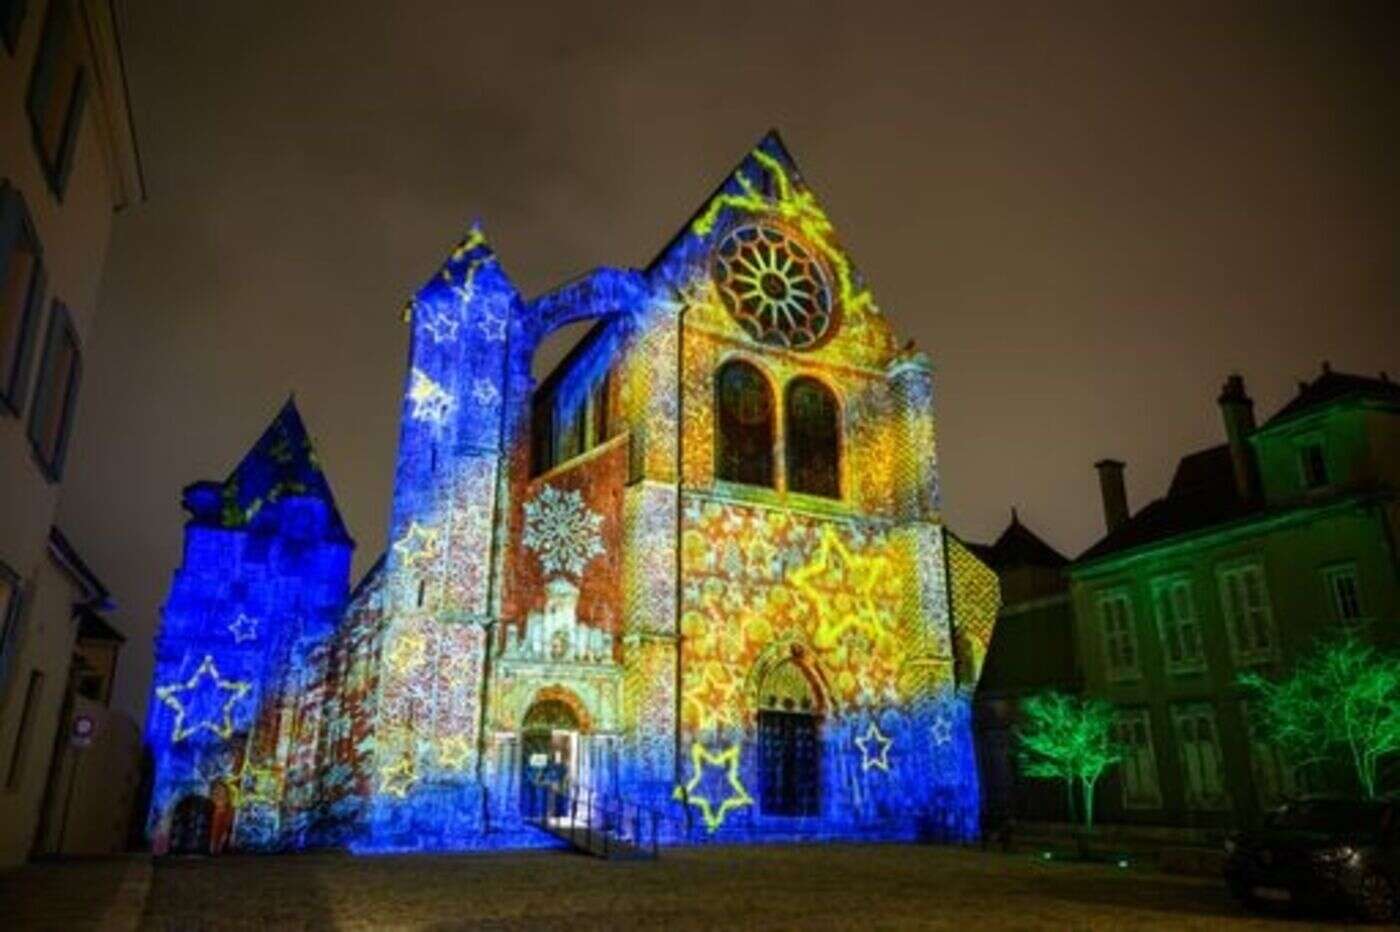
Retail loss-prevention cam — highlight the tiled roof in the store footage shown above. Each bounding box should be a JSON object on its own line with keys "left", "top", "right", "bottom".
{"left": 1264, "top": 369, "right": 1400, "bottom": 428}
{"left": 975, "top": 513, "right": 1069, "bottom": 570}
{"left": 1075, "top": 366, "right": 1397, "bottom": 566}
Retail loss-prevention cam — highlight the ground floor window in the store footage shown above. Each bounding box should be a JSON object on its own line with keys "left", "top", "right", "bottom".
{"left": 1172, "top": 703, "right": 1229, "bottom": 811}
{"left": 1112, "top": 708, "right": 1162, "bottom": 810}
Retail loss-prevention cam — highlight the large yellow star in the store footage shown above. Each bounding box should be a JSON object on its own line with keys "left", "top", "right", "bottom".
{"left": 790, "top": 526, "right": 897, "bottom": 654}
{"left": 155, "top": 655, "right": 251, "bottom": 742}
{"left": 675, "top": 742, "right": 753, "bottom": 833}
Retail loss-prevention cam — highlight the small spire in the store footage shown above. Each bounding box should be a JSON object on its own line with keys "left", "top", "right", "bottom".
{"left": 1010, "top": 506, "right": 1020, "bottom": 526}
{"left": 1321, "top": 360, "right": 1332, "bottom": 374}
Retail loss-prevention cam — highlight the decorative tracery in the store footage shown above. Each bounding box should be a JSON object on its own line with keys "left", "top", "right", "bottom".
{"left": 712, "top": 225, "right": 833, "bottom": 350}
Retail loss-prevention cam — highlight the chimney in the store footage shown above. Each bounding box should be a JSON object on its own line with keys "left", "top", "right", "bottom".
{"left": 1094, "top": 459, "right": 1129, "bottom": 534}
{"left": 1218, "top": 373, "right": 1258, "bottom": 503}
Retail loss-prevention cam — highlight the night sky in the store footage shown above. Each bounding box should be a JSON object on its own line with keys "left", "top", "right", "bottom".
{"left": 58, "top": 2, "right": 1398, "bottom": 721}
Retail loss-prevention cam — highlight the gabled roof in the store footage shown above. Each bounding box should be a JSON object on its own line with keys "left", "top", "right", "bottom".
{"left": 1075, "top": 364, "right": 1396, "bottom": 567}
{"left": 1263, "top": 367, "right": 1400, "bottom": 429}
{"left": 975, "top": 511, "right": 1069, "bottom": 571}
{"left": 187, "top": 398, "right": 352, "bottom": 544}
{"left": 1077, "top": 444, "right": 1251, "bottom": 564}
{"left": 644, "top": 129, "right": 801, "bottom": 274}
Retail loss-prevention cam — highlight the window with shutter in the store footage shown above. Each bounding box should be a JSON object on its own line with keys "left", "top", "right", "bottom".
{"left": 0, "top": 181, "right": 46, "bottom": 415}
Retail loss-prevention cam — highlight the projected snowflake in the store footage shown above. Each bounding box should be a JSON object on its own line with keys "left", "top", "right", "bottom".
{"left": 713, "top": 225, "right": 833, "bottom": 349}
{"left": 522, "top": 485, "right": 604, "bottom": 576}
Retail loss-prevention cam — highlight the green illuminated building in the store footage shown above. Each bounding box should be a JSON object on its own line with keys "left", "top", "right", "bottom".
{"left": 1068, "top": 365, "right": 1399, "bottom": 827}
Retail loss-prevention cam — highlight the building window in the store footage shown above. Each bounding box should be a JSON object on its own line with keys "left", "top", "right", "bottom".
{"left": 27, "top": 301, "right": 81, "bottom": 480}
{"left": 715, "top": 359, "right": 774, "bottom": 488}
{"left": 785, "top": 376, "right": 839, "bottom": 498}
{"left": 1113, "top": 709, "right": 1162, "bottom": 809}
{"left": 1172, "top": 703, "right": 1229, "bottom": 810}
{"left": 1243, "top": 701, "right": 1297, "bottom": 809}
{"left": 1218, "top": 563, "right": 1275, "bottom": 665}
{"left": 0, "top": 181, "right": 47, "bottom": 415}
{"left": 1298, "top": 441, "right": 1328, "bottom": 490}
{"left": 5, "top": 669, "right": 45, "bottom": 789}
{"left": 0, "top": 561, "right": 23, "bottom": 695}
{"left": 530, "top": 366, "right": 611, "bottom": 476}
{"left": 1151, "top": 575, "right": 1205, "bottom": 673}
{"left": 1, "top": 0, "right": 25, "bottom": 54}
{"left": 1323, "top": 564, "right": 1364, "bottom": 624}
{"left": 27, "top": 0, "right": 88, "bottom": 197}
{"left": 1097, "top": 591, "right": 1140, "bottom": 681}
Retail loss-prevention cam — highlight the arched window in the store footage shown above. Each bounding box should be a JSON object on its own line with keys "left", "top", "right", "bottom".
{"left": 785, "top": 377, "right": 840, "bottom": 498}
{"left": 716, "top": 360, "right": 775, "bottom": 487}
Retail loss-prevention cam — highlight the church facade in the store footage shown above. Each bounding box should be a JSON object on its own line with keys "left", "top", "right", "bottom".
{"left": 145, "top": 134, "right": 1001, "bottom": 854}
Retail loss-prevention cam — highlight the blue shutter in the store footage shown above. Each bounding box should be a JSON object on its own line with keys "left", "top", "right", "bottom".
{"left": 54, "top": 70, "right": 88, "bottom": 195}
{"left": 24, "top": 0, "right": 60, "bottom": 125}
{"left": 51, "top": 321, "right": 80, "bottom": 477}
{"left": 1, "top": 183, "right": 46, "bottom": 414}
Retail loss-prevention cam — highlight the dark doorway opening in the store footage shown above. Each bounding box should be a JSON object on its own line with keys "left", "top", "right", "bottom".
{"left": 169, "top": 794, "right": 214, "bottom": 854}
{"left": 758, "top": 710, "right": 821, "bottom": 816}
{"left": 520, "top": 699, "right": 579, "bottom": 820}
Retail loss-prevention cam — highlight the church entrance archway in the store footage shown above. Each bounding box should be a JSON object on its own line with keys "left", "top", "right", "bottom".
{"left": 169, "top": 794, "right": 214, "bottom": 855}
{"left": 756, "top": 658, "right": 822, "bottom": 817}
{"left": 520, "top": 698, "right": 581, "bottom": 819}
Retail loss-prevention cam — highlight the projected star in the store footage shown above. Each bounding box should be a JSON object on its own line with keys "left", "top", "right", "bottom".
{"left": 407, "top": 369, "right": 456, "bottom": 425}
{"left": 380, "top": 756, "right": 417, "bottom": 798}
{"left": 156, "top": 655, "right": 251, "bottom": 742}
{"left": 393, "top": 521, "right": 439, "bottom": 569}
{"left": 676, "top": 742, "right": 753, "bottom": 833}
{"left": 386, "top": 631, "right": 426, "bottom": 675}
{"left": 855, "top": 722, "right": 893, "bottom": 772}
{"left": 931, "top": 710, "right": 955, "bottom": 746}
{"left": 420, "top": 307, "right": 460, "bottom": 344}
{"left": 227, "top": 613, "right": 259, "bottom": 643}
{"left": 471, "top": 378, "right": 499, "bottom": 407}
{"left": 477, "top": 308, "right": 507, "bottom": 342}
{"left": 437, "top": 735, "right": 473, "bottom": 770}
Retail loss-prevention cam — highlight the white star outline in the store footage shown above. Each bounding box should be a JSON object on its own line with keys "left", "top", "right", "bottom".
{"left": 407, "top": 369, "right": 456, "bottom": 425}
{"left": 855, "top": 721, "right": 893, "bottom": 772}
{"left": 419, "top": 307, "right": 461, "bottom": 344}
{"left": 471, "top": 378, "right": 499, "bottom": 408}
{"left": 227, "top": 613, "right": 259, "bottom": 643}
{"left": 477, "top": 307, "right": 507, "bottom": 342}
{"left": 931, "top": 709, "right": 955, "bottom": 746}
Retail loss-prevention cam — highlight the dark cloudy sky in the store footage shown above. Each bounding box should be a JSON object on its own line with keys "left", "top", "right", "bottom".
{"left": 59, "top": 1, "right": 1398, "bottom": 721}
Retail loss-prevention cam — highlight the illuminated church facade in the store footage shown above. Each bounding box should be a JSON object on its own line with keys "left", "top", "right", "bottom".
{"left": 145, "top": 133, "right": 1001, "bottom": 854}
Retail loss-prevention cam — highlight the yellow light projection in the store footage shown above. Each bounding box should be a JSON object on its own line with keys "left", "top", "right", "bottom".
{"left": 675, "top": 742, "right": 754, "bottom": 833}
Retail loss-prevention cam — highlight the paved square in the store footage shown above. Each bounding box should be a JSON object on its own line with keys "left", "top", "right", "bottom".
{"left": 136, "top": 844, "right": 1303, "bottom": 930}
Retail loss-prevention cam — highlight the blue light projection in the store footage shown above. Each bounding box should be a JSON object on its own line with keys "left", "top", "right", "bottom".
{"left": 145, "top": 132, "right": 999, "bottom": 856}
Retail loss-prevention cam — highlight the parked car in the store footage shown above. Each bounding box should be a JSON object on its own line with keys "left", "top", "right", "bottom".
{"left": 1224, "top": 797, "right": 1398, "bottom": 922}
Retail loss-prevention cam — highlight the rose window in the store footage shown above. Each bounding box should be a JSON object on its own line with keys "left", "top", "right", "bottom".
{"left": 712, "top": 226, "right": 833, "bottom": 350}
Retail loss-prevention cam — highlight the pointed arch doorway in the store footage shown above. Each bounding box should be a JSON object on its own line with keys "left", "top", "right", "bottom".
{"left": 756, "top": 657, "right": 823, "bottom": 817}
{"left": 520, "top": 698, "right": 580, "bottom": 819}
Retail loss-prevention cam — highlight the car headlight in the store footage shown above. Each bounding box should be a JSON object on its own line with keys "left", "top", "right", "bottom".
{"left": 1312, "top": 845, "right": 1357, "bottom": 864}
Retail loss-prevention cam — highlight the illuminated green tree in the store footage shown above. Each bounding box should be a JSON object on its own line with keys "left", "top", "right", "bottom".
{"left": 1240, "top": 633, "right": 1400, "bottom": 800}
{"left": 1017, "top": 692, "right": 1123, "bottom": 830}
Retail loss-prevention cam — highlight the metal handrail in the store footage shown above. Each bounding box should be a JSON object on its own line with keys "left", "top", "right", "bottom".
{"left": 527, "top": 783, "right": 671, "bottom": 858}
